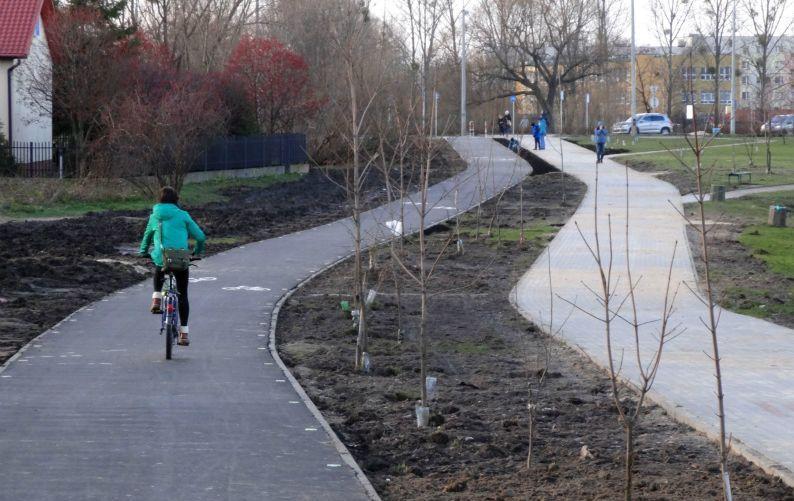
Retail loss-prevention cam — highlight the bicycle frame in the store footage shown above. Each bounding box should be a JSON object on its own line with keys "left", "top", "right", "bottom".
{"left": 160, "top": 273, "right": 180, "bottom": 336}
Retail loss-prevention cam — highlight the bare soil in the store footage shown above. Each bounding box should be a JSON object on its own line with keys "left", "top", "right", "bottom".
{"left": 0, "top": 143, "right": 466, "bottom": 364}
{"left": 686, "top": 216, "right": 794, "bottom": 330}
{"left": 276, "top": 152, "right": 794, "bottom": 499}
{"left": 623, "top": 159, "right": 698, "bottom": 195}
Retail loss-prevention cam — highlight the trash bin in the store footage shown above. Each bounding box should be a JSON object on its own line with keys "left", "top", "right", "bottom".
{"left": 768, "top": 205, "right": 788, "bottom": 227}
{"left": 711, "top": 185, "right": 726, "bottom": 201}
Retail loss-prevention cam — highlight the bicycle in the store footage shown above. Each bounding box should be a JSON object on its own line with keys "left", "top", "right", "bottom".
{"left": 159, "top": 256, "right": 201, "bottom": 360}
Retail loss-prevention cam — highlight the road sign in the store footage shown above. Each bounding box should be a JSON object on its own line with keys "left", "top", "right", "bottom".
{"left": 650, "top": 96, "right": 659, "bottom": 109}
{"left": 686, "top": 105, "right": 694, "bottom": 120}
{"left": 585, "top": 93, "right": 590, "bottom": 104}
{"left": 560, "top": 90, "right": 565, "bottom": 101}
{"left": 510, "top": 95, "right": 516, "bottom": 103}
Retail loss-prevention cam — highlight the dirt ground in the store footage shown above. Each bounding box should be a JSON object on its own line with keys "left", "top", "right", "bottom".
{"left": 686, "top": 216, "right": 794, "bottom": 330}
{"left": 622, "top": 159, "right": 698, "bottom": 195}
{"left": 0, "top": 143, "right": 466, "bottom": 364}
{"left": 276, "top": 146, "right": 794, "bottom": 499}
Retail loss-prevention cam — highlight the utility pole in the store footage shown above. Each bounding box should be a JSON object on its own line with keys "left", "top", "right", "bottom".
{"left": 460, "top": 9, "right": 467, "bottom": 136}
{"left": 255, "top": 0, "right": 260, "bottom": 36}
{"left": 730, "top": 0, "right": 737, "bottom": 134}
{"left": 630, "top": 0, "right": 637, "bottom": 123}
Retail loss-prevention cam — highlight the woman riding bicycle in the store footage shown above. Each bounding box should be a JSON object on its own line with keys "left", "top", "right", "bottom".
{"left": 139, "top": 186, "right": 206, "bottom": 346}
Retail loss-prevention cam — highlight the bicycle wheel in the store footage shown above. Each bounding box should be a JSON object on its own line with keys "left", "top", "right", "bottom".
{"left": 166, "top": 323, "right": 175, "bottom": 360}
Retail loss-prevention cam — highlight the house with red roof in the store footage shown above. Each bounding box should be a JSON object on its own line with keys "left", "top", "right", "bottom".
{"left": 0, "top": 0, "right": 55, "bottom": 150}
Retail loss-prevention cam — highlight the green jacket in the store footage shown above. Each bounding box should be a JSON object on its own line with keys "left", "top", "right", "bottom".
{"left": 139, "top": 203, "right": 206, "bottom": 267}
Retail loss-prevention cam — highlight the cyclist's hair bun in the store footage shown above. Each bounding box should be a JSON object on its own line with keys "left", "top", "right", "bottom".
{"left": 159, "top": 186, "right": 179, "bottom": 204}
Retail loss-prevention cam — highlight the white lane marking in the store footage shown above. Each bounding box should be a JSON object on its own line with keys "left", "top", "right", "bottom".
{"left": 263, "top": 363, "right": 273, "bottom": 365}
{"left": 305, "top": 427, "right": 317, "bottom": 432}
{"left": 276, "top": 379, "right": 286, "bottom": 383}
{"left": 222, "top": 286, "right": 271, "bottom": 292}
{"left": 289, "top": 401, "right": 300, "bottom": 404}
{"left": 327, "top": 464, "right": 342, "bottom": 468}
{"left": 189, "top": 276, "right": 217, "bottom": 283}
{"left": 384, "top": 220, "right": 403, "bottom": 236}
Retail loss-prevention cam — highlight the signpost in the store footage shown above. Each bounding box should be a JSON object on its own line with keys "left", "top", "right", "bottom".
{"left": 585, "top": 93, "right": 590, "bottom": 131}
{"left": 510, "top": 95, "right": 516, "bottom": 133}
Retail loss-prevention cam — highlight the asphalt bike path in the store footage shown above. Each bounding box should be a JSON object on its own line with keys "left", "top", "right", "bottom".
{"left": 0, "top": 137, "right": 528, "bottom": 500}
{"left": 512, "top": 136, "right": 794, "bottom": 486}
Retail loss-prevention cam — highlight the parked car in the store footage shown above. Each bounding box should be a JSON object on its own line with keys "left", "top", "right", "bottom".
{"left": 760, "top": 115, "right": 794, "bottom": 136}
{"left": 612, "top": 113, "right": 674, "bottom": 135}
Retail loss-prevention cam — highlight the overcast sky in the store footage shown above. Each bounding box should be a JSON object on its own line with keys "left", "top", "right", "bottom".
{"left": 370, "top": 0, "right": 763, "bottom": 49}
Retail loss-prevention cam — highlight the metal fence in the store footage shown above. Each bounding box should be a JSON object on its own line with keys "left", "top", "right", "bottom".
{"left": 1, "top": 134, "right": 307, "bottom": 178}
{"left": 3, "top": 141, "right": 68, "bottom": 178}
{"left": 193, "top": 134, "right": 307, "bottom": 172}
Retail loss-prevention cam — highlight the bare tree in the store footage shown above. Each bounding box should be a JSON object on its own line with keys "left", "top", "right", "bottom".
{"left": 324, "top": 0, "right": 384, "bottom": 371}
{"left": 560, "top": 164, "right": 681, "bottom": 500}
{"left": 135, "top": 0, "right": 253, "bottom": 72}
{"left": 650, "top": 0, "right": 694, "bottom": 119}
{"left": 696, "top": 0, "right": 731, "bottom": 128}
{"left": 743, "top": 0, "right": 793, "bottom": 173}
{"left": 471, "top": 0, "right": 609, "bottom": 129}
{"left": 402, "top": 0, "right": 445, "bottom": 132}
{"left": 666, "top": 79, "right": 732, "bottom": 499}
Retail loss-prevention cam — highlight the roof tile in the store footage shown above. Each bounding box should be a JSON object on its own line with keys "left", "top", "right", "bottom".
{"left": 0, "top": 0, "right": 45, "bottom": 58}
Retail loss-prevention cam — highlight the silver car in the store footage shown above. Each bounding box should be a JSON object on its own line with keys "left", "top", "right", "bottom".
{"left": 760, "top": 115, "right": 794, "bottom": 136}
{"left": 612, "top": 113, "right": 674, "bottom": 135}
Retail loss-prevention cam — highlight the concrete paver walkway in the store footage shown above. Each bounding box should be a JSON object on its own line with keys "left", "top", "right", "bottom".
{"left": 0, "top": 137, "right": 528, "bottom": 500}
{"left": 681, "top": 183, "right": 794, "bottom": 204}
{"left": 513, "top": 136, "right": 794, "bottom": 485}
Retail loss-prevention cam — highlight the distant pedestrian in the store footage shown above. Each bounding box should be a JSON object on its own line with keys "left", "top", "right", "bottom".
{"left": 531, "top": 122, "right": 540, "bottom": 150}
{"left": 630, "top": 118, "right": 639, "bottom": 144}
{"left": 538, "top": 115, "right": 548, "bottom": 150}
{"left": 504, "top": 110, "right": 512, "bottom": 134}
{"left": 594, "top": 123, "right": 608, "bottom": 163}
{"left": 497, "top": 113, "right": 507, "bottom": 134}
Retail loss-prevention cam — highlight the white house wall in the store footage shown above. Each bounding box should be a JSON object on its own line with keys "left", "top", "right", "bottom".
{"left": 12, "top": 14, "right": 52, "bottom": 154}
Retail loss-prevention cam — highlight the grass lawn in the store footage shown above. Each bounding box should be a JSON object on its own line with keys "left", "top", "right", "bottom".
{"left": 616, "top": 139, "right": 794, "bottom": 188}
{"left": 692, "top": 191, "right": 794, "bottom": 321}
{"left": 563, "top": 134, "right": 755, "bottom": 154}
{"left": 0, "top": 173, "right": 303, "bottom": 219}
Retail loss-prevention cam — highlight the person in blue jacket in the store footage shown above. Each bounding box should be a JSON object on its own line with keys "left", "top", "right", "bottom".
{"left": 538, "top": 115, "right": 548, "bottom": 150}
{"left": 531, "top": 122, "right": 540, "bottom": 150}
{"left": 594, "top": 122, "right": 609, "bottom": 163}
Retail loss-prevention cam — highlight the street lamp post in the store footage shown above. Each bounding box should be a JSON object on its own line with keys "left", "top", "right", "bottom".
{"left": 460, "top": 10, "right": 467, "bottom": 136}
{"left": 730, "top": 0, "right": 737, "bottom": 134}
{"left": 630, "top": 0, "right": 637, "bottom": 123}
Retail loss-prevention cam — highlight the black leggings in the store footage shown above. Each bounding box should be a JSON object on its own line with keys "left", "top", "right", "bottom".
{"left": 154, "top": 267, "right": 189, "bottom": 327}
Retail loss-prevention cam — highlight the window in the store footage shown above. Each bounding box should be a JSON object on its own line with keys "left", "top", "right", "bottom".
{"left": 741, "top": 91, "right": 750, "bottom": 100}
{"left": 720, "top": 91, "right": 732, "bottom": 104}
{"left": 742, "top": 60, "right": 750, "bottom": 70}
{"left": 700, "top": 67, "right": 714, "bottom": 80}
{"left": 700, "top": 91, "right": 715, "bottom": 104}
{"left": 682, "top": 67, "right": 696, "bottom": 80}
{"left": 742, "top": 75, "right": 751, "bottom": 85}
{"left": 720, "top": 67, "right": 731, "bottom": 81}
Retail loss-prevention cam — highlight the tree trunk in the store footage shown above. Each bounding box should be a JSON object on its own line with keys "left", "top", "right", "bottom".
{"left": 625, "top": 422, "right": 634, "bottom": 501}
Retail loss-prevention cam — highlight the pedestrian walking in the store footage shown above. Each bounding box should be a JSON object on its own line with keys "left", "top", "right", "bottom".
{"left": 504, "top": 110, "right": 512, "bottom": 134}
{"left": 497, "top": 113, "right": 507, "bottom": 134}
{"left": 630, "top": 118, "right": 639, "bottom": 144}
{"left": 538, "top": 115, "right": 548, "bottom": 150}
{"left": 531, "top": 122, "right": 540, "bottom": 150}
{"left": 594, "top": 122, "right": 608, "bottom": 163}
